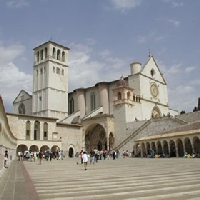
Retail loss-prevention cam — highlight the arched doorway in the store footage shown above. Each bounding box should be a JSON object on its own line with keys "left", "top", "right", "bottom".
{"left": 193, "top": 136, "right": 200, "bottom": 153}
{"left": 85, "top": 124, "right": 107, "bottom": 151}
{"left": 68, "top": 147, "right": 73, "bottom": 158}
{"left": 163, "top": 140, "right": 169, "bottom": 156}
{"left": 30, "top": 145, "right": 39, "bottom": 152}
{"left": 40, "top": 145, "right": 49, "bottom": 152}
{"left": 169, "top": 140, "right": 176, "bottom": 157}
{"left": 177, "top": 139, "right": 184, "bottom": 157}
{"left": 157, "top": 141, "right": 163, "bottom": 155}
{"left": 185, "top": 137, "right": 193, "bottom": 154}
{"left": 17, "top": 144, "right": 28, "bottom": 155}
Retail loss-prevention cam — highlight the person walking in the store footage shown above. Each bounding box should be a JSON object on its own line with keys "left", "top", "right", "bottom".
{"left": 82, "top": 151, "right": 88, "bottom": 170}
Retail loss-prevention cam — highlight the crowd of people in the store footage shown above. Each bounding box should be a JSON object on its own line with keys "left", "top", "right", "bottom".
{"left": 17, "top": 150, "right": 65, "bottom": 164}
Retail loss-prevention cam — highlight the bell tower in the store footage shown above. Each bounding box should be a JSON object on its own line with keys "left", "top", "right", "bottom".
{"left": 32, "top": 41, "right": 70, "bottom": 119}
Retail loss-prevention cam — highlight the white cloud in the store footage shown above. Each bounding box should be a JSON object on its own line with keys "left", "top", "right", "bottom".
{"left": 110, "top": 0, "right": 142, "bottom": 11}
{"left": 6, "top": 0, "right": 29, "bottom": 8}
{"left": 172, "top": 2, "right": 183, "bottom": 8}
{"left": 68, "top": 42, "right": 128, "bottom": 92}
{"left": 138, "top": 36, "right": 146, "bottom": 43}
{"left": 168, "top": 19, "right": 180, "bottom": 27}
{"left": 0, "top": 43, "right": 32, "bottom": 112}
{"left": 185, "top": 66, "right": 197, "bottom": 73}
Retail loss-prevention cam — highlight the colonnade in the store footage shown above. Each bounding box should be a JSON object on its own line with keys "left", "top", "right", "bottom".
{"left": 135, "top": 134, "right": 200, "bottom": 157}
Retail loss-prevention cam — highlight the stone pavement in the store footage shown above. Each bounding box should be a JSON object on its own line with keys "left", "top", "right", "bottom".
{"left": 1, "top": 157, "right": 200, "bottom": 200}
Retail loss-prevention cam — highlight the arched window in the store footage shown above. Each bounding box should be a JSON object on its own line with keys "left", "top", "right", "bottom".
{"left": 69, "top": 98, "right": 74, "bottom": 114}
{"left": 57, "top": 49, "right": 60, "bottom": 60}
{"left": 25, "top": 121, "right": 31, "bottom": 140}
{"left": 53, "top": 66, "right": 55, "bottom": 73}
{"left": 34, "top": 121, "right": 40, "bottom": 140}
{"left": 43, "top": 122, "right": 48, "bottom": 140}
{"left": 62, "top": 69, "right": 64, "bottom": 75}
{"left": 37, "top": 51, "right": 39, "bottom": 61}
{"left": 45, "top": 47, "right": 48, "bottom": 58}
{"left": 90, "top": 92, "right": 95, "bottom": 111}
{"left": 18, "top": 103, "right": 25, "bottom": 114}
{"left": 52, "top": 47, "right": 55, "bottom": 58}
{"left": 118, "top": 92, "right": 122, "bottom": 100}
{"left": 62, "top": 51, "right": 65, "bottom": 62}
{"left": 40, "top": 50, "right": 43, "bottom": 60}
{"left": 127, "top": 92, "right": 130, "bottom": 100}
{"left": 56, "top": 67, "right": 60, "bottom": 74}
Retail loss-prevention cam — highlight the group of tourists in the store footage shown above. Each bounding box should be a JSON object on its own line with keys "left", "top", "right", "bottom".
{"left": 78, "top": 149, "right": 120, "bottom": 170}
{"left": 17, "top": 150, "right": 65, "bottom": 164}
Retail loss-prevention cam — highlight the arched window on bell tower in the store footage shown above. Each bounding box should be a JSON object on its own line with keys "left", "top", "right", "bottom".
{"left": 118, "top": 92, "right": 122, "bottom": 100}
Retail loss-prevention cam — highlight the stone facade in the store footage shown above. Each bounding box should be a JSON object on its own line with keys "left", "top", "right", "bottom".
{"left": 5, "top": 40, "right": 200, "bottom": 158}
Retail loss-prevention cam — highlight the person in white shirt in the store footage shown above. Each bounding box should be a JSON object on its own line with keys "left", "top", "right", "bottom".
{"left": 82, "top": 151, "right": 88, "bottom": 170}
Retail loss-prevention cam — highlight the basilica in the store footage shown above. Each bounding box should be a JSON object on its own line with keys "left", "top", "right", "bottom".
{"left": 1, "top": 41, "right": 200, "bottom": 164}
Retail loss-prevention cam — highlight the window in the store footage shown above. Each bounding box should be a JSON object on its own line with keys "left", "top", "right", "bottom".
{"left": 25, "top": 121, "right": 31, "bottom": 140}
{"left": 18, "top": 103, "right": 25, "bottom": 114}
{"left": 62, "top": 69, "right": 64, "bottom": 75}
{"left": 57, "top": 49, "right": 60, "bottom": 60}
{"left": 43, "top": 122, "right": 48, "bottom": 140}
{"left": 127, "top": 92, "right": 130, "bottom": 100}
{"left": 69, "top": 98, "right": 74, "bottom": 114}
{"left": 34, "top": 121, "right": 40, "bottom": 140}
{"left": 53, "top": 47, "right": 55, "bottom": 58}
{"left": 40, "top": 50, "right": 43, "bottom": 60}
{"left": 150, "top": 69, "right": 155, "bottom": 77}
{"left": 56, "top": 67, "right": 60, "bottom": 74}
{"left": 118, "top": 92, "right": 122, "bottom": 100}
{"left": 45, "top": 47, "right": 48, "bottom": 58}
{"left": 53, "top": 66, "right": 55, "bottom": 73}
{"left": 37, "top": 51, "right": 39, "bottom": 61}
{"left": 62, "top": 51, "right": 65, "bottom": 62}
{"left": 90, "top": 92, "right": 95, "bottom": 111}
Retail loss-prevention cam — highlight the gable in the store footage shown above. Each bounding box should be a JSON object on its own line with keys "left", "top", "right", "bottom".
{"left": 141, "top": 56, "right": 166, "bottom": 84}
{"left": 13, "top": 90, "right": 32, "bottom": 104}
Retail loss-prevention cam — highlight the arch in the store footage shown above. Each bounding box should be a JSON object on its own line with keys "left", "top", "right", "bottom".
{"left": 151, "top": 106, "right": 161, "bottom": 118}
{"left": 177, "top": 138, "right": 184, "bottom": 157}
{"left": 37, "top": 51, "right": 39, "bottom": 61}
{"left": 57, "top": 49, "right": 60, "bottom": 60}
{"left": 62, "top": 51, "right": 65, "bottom": 62}
{"left": 30, "top": 145, "right": 39, "bottom": 152}
{"left": 40, "top": 49, "right": 43, "bottom": 60}
{"left": 163, "top": 140, "right": 169, "bottom": 156}
{"left": 127, "top": 92, "right": 130, "bottom": 100}
{"left": 169, "top": 140, "right": 176, "bottom": 157}
{"left": 118, "top": 92, "right": 121, "bottom": 100}
{"left": 43, "top": 122, "right": 48, "bottom": 140}
{"left": 85, "top": 123, "right": 107, "bottom": 151}
{"left": 157, "top": 141, "right": 163, "bottom": 155}
{"left": 18, "top": 103, "right": 25, "bottom": 114}
{"left": 146, "top": 142, "right": 150, "bottom": 155}
{"left": 17, "top": 144, "right": 28, "bottom": 155}
{"left": 45, "top": 47, "right": 48, "bottom": 58}
{"left": 34, "top": 121, "right": 40, "bottom": 140}
{"left": 184, "top": 137, "right": 193, "bottom": 155}
{"left": 68, "top": 147, "right": 74, "bottom": 158}
{"left": 193, "top": 136, "right": 200, "bottom": 153}
{"left": 69, "top": 97, "right": 74, "bottom": 114}
{"left": 141, "top": 142, "right": 146, "bottom": 157}
{"left": 109, "top": 132, "right": 114, "bottom": 150}
{"left": 51, "top": 145, "right": 60, "bottom": 152}
{"left": 40, "top": 145, "right": 49, "bottom": 152}
{"left": 25, "top": 121, "right": 31, "bottom": 140}
{"left": 52, "top": 47, "right": 55, "bottom": 58}
{"left": 151, "top": 142, "right": 156, "bottom": 153}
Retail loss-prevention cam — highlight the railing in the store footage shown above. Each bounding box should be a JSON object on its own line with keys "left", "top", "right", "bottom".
{"left": 114, "top": 120, "right": 151, "bottom": 150}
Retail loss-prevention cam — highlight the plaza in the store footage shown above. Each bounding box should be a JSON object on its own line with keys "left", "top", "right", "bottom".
{"left": 1, "top": 157, "right": 200, "bottom": 200}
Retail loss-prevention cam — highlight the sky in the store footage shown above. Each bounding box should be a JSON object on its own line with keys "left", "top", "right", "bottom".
{"left": 0, "top": 0, "right": 200, "bottom": 113}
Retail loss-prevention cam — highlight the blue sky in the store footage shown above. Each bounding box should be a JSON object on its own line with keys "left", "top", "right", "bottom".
{"left": 0, "top": 0, "right": 200, "bottom": 113}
